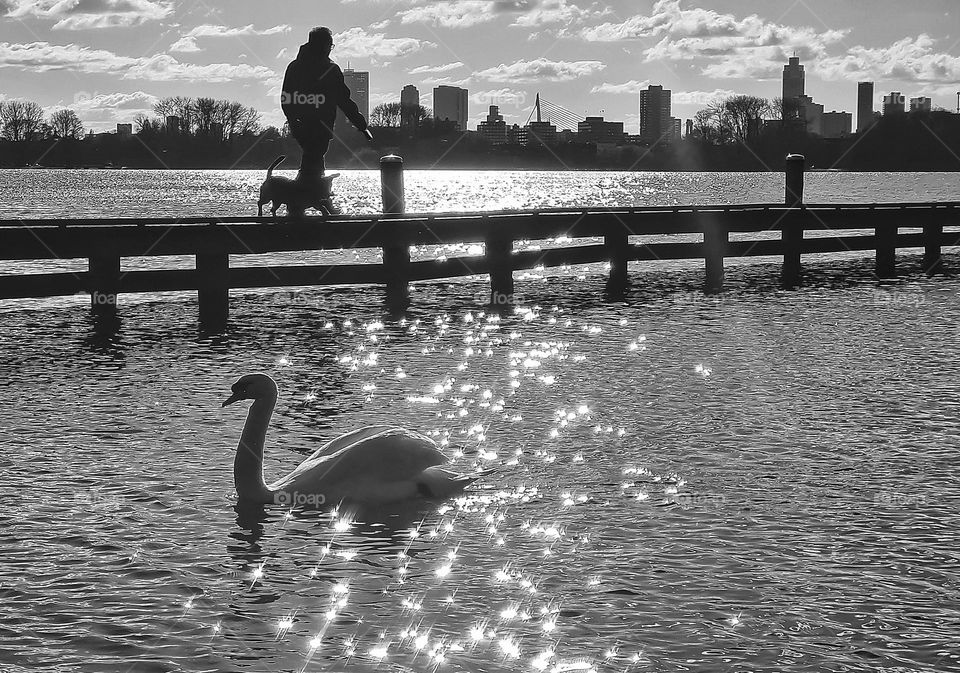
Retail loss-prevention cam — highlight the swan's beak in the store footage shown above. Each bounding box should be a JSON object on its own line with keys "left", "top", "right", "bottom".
{"left": 221, "top": 393, "right": 242, "bottom": 408}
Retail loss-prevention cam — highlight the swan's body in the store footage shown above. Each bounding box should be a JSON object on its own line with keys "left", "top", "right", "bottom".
{"left": 222, "top": 373, "right": 483, "bottom": 507}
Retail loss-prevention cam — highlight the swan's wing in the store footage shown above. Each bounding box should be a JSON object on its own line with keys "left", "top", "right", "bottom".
{"left": 307, "top": 425, "right": 400, "bottom": 460}
{"left": 275, "top": 427, "right": 447, "bottom": 489}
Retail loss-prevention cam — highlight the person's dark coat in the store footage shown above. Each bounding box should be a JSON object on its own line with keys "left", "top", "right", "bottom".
{"left": 281, "top": 42, "right": 367, "bottom": 143}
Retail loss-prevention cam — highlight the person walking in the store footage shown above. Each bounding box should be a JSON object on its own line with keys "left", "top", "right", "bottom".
{"left": 281, "top": 26, "right": 371, "bottom": 213}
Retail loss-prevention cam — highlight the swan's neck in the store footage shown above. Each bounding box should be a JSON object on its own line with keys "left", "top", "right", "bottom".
{"left": 234, "top": 394, "right": 276, "bottom": 503}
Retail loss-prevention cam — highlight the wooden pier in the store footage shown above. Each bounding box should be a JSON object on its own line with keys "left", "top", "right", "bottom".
{"left": 1, "top": 155, "right": 958, "bottom": 329}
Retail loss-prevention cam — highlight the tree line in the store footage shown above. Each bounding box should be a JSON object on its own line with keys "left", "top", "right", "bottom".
{"left": 1, "top": 100, "right": 85, "bottom": 141}
{"left": 136, "top": 96, "right": 263, "bottom": 140}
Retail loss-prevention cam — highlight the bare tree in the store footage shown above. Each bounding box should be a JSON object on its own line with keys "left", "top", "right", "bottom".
{"left": 0, "top": 100, "right": 46, "bottom": 141}
{"left": 49, "top": 108, "right": 84, "bottom": 139}
{"left": 154, "top": 96, "right": 195, "bottom": 134}
{"left": 723, "top": 95, "right": 770, "bottom": 144}
{"left": 370, "top": 102, "right": 403, "bottom": 128}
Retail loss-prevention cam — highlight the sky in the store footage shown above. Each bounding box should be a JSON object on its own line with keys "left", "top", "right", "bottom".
{"left": 2, "top": 0, "right": 960, "bottom": 133}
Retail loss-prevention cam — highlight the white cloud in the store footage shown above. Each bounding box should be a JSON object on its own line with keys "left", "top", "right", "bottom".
{"left": 169, "top": 23, "right": 290, "bottom": 53}
{"left": 399, "top": 1, "right": 494, "bottom": 28}
{"left": 0, "top": 41, "right": 275, "bottom": 82}
{"left": 817, "top": 34, "right": 960, "bottom": 84}
{"left": 510, "top": 0, "right": 593, "bottom": 28}
{"left": 334, "top": 27, "right": 435, "bottom": 59}
{"left": 7, "top": 0, "right": 173, "bottom": 30}
{"left": 409, "top": 61, "right": 464, "bottom": 75}
{"left": 579, "top": 0, "right": 847, "bottom": 79}
{"left": 475, "top": 57, "right": 605, "bottom": 82}
{"left": 471, "top": 87, "right": 529, "bottom": 109}
{"left": 590, "top": 79, "right": 649, "bottom": 95}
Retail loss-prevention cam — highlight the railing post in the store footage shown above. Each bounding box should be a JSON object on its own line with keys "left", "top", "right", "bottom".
{"left": 781, "top": 153, "right": 805, "bottom": 288}
{"left": 703, "top": 223, "right": 727, "bottom": 293}
{"left": 923, "top": 222, "right": 943, "bottom": 274}
{"left": 875, "top": 219, "right": 897, "bottom": 278}
{"left": 197, "top": 251, "right": 229, "bottom": 329}
{"left": 605, "top": 229, "right": 629, "bottom": 294}
{"left": 487, "top": 233, "right": 514, "bottom": 307}
{"left": 88, "top": 254, "right": 120, "bottom": 317}
{"left": 381, "top": 155, "right": 409, "bottom": 307}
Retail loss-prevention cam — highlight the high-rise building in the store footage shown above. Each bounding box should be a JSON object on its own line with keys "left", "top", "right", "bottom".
{"left": 401, "top": 85, "right": 420, "bottom": 129}
{"left": 521, "top": 120, "right": 558, "bottom": 146}
{"left": 883, "top": 92, "right": 905, "bottom": 116}
{"left": 338, "top": 68, "right": 369, "bottom": 131}
{"left": 910, "top": 97, "right": 932, "bottom": 113}
{"left": 478, "top": 105, "right": 508, "bottom": 144}
{"left": 797, "top": 95, "right": 824, "bottom": 135}
{"left": 577, "top": 116, "right": 625, "bottom": 144}
{"left": 783, "top": 56, "right": 805, "bottom": 104}
{"left": 857, "top": 82, "right": 874, "bottom": 133}
{"left": 433, "top": 85, "right": 469, "bottom": 131}
{"left": 638, "top": 85, "right": 671, "bottom": 144}
{"left": 821, "top": 111, "right": 852, "bottom": 138}
{"left": 685, "top": 119, "right": 693, "bottom": 138}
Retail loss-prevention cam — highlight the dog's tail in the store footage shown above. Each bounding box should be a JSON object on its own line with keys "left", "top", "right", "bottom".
{"left": 266, "top": 155, "right": 285, "bottom": 179}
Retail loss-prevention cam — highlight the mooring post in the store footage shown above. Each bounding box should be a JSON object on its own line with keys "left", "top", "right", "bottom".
{"left": 88, "top": 254, "right": 120, "bottom": 316}
{"left": 605, "top": 229, "right": 629, "bottom": 294}
{"left": 781, "top": 153, "right": 805, "bottom": 288}
{"left": 703, "top": 223, "right": 727, "bottom": 294}
{"left": 381, "top": 155, "right": 409, "bottom": 307}
{"left": 923, "top": 222, "right": 943, "bottom": 274}
{"left": 196, "top": 251, "right": 230, "bottom": 329}
{"left": 875, "top": 219, "right": 897, "bottom": 278}
{"left": 487, "top": 233, "right": 514, "bottom": 307}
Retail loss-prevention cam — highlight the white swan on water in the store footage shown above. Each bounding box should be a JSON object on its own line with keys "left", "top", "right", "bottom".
{"left": 222, "top": 373, "right": 486, "bottom": 507}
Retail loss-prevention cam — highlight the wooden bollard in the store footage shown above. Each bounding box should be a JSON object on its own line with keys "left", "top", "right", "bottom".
{"left": 605, "top": 230, "right": 629, "bottom": 293}
{"left": 875, "top": 220, "right": 897, "bottom": 278}
{"left": 923, "top": 222, "right": 943, "bottom": 274}
{"left": 703, "top": 224, "right": 727, "bottom": 293}
{"left": 380, "top": 155, "right": 409, "bottom": 307}
{"left": 197, "top": 251, "right": 229, "bottom": 329}
{"left": 487, "top": 233, "right": 514, "bottom": 307}
{"left": 781, "top": 153, "right": 805, "bottom": 288}
{"left": 88, "top": 253, "right": 120, "bottom": 316}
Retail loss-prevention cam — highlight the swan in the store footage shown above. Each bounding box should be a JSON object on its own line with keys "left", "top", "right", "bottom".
{"left": 221, "top": 373, "right": 487, "bottom": 507}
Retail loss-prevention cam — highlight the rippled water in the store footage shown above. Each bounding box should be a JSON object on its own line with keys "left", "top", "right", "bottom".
{"left": 2, "top": 171, "right": 960, "bottom": 673}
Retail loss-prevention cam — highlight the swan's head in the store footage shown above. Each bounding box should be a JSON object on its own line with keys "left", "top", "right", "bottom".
{"left": 222, "top": 373, "right": 278, "bottom": 407}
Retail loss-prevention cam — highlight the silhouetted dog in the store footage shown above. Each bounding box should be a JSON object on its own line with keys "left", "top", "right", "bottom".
{"left": 258, "top": 155, "right": 338, "bottom": 217}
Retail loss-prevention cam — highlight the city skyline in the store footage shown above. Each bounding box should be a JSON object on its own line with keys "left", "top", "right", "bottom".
{"left": 1, "top": 0, "right": 960, "bottom": 132}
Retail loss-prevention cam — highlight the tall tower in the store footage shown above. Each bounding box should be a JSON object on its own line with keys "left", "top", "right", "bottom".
{"left": 782, "top": 56, "right": 805, "bottom": 101}
{"left": 433, "top": 85, "right": 469, "bottom": 131}
{"left": 401, "top": 84, "right": 420, "bottom": 128}
{"left": 638, "top": 85, "right": 671, "bottom": 143}
{"left": 857, "top": 82, "right": 874, "bottom": 133}
{"left": 338, "top": 68, "right": 369, "bottom": 132}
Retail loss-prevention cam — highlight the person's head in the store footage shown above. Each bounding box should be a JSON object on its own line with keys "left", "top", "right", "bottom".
{"left": 308, "top": 27, "right": 333, "bottom": 56}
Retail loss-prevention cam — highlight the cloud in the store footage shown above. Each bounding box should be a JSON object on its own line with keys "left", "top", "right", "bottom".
{"left": 590, "top": 79, "right": 649, "bottom": 95}
{"left": 398, "top": 1, "right": 495, "bottom": 28}
{"left": 409, "top": 62, "right": 464, "bottom": 75}
{"left": 510, "top": 0, "right": 595, "bottom": 28}
{"left": 334, "top": 26, "right": 435, "bottom": 59}
{"left": 475, "top": 57, "right": 604, "bottom": 82}
{"left": 579, "top": 0, "right": 847, "bottom": 79}
{"left": 169, "top": 23, "right": 290, "bottom": 53}
{"left": 817, "top": 34, "right": 960, "bottom": 84}
{"left": 0, "top": 41, "right": 275, "bottom": 82}
{"left": 7, "top": 0, "right": 173, "bottom": 30}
